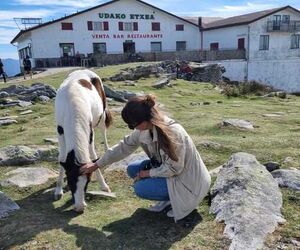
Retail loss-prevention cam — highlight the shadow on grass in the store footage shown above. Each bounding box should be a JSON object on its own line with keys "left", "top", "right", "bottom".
{"left": 0, "top": 185, "right": 202, "bottom": 249}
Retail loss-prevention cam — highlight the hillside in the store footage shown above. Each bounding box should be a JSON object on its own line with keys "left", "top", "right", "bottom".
{"left": 2, "top": 58, "right": 20, "bottom": 77}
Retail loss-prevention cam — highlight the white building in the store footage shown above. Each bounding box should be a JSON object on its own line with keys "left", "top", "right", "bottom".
{"left": 202, "top": 6, "right": 300, "bottom": 92}
{"left": 11, "top": 0, "right": 200, "bottom": 67}
{"left": 11, "top": 2, "right": 300, "bottom": 92}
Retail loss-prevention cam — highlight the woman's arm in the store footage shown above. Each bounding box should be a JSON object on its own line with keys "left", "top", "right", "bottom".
{"left": 80, "top": 130, "right": 141, "bottom": 175}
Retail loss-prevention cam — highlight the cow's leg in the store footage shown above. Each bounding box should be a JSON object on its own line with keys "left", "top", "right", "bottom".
{"left": 99, "top": 117, "right": 109, "bottom": 151}
{"left": 73, "top": 175, "right": 88, "bottom": 212}
{"left": 89, "top": 132, "right": 111, "bottom": 193}
{"left": 54, "top": 133, "right": 66, "bottom": 200}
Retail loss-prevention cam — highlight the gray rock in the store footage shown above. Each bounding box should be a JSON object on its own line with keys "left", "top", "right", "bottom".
{"left": 271, "top": 169, "right": 300, "bottom": 191}
{"left": 105, "top": 152, "right": 148, "bottom": 172}
{"left": 0, "top": 146, "right": 37, "bottom": 166}
{"left": 0, "top": 167, "right": 58, "bottom": 187}
{"left": 0, "top": 145, "right": 59, "bottom": 166}
{"left": 262, "top": 113, "right": 283, "bottom": 117}
{"left": 18, "top": 100, "right": 32, "bottom": 107}
{"left": 152, "top": 78, "right": 170, "bottom": 89}
{"left": 19, "top": 110, "right": 33, "bottom": 115}
{"left": 264, "top": 162, "right": 280, "bottom": 172}
{"left": 0, "top": 192, "right": 20, "bottom": 218}
{"left": 282, "top": 157, "right": 299, "bottom": 168}
{"left": 222, "top": 119, "right": 254, "bottom": 130}
{"left": 43, "top": 138, "right": 58, "bottom": 145}
{"left": 198, "top": 140, "right": 222, "bottom": 150}
{"left": 210, "top": 152, "right": 285, "bottom": 250}
{"left": 38, "top": 95, "right": 50, "bottom": 103}
{"left": 0, "top": 118, "right": 17, "bottom": 126}
{"left": 103, "top": 85, "right": 126, "bottom": 103}
{"left": 0, "top": 91, "right": 9, "bottom": 98}
{"left": 34, "top": 145, "right": 58, "bottom": 162}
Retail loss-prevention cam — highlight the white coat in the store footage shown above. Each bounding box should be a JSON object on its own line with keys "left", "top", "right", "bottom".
{"left": 96, "top": 117, "right": 211, "bottom": 221}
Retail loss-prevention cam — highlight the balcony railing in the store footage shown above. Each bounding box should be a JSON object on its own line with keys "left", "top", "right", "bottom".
{"left": 267, "top": 20, "right": 300, "bottom": 32}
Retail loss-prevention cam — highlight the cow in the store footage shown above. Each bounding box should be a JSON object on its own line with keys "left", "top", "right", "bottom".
{"left": 54, "top": 69, "right": 112, "bottom": 212}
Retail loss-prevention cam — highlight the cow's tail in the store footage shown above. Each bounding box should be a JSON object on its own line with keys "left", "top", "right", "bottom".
{"left": 91, "top": 76, "right": 113, "bottom": 128}
{"left": 104, "top": 108, "right": 113, "bottom": 128}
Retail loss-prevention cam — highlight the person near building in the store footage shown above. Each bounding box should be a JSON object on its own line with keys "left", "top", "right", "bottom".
{"left": 0, "top": 58, "right": 7, "bottom": 83}
{"left": 75, "top": 51, "right": 81, "bottom": 66}
{"left": 80, "top": 94, "right": 211, "bottom": 222}
{"left": 23, "top": 55, "right": 32, "bottom": 79}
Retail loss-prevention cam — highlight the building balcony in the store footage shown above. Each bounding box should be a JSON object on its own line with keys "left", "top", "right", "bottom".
{"left": 267, "top": 20, "right": 300, "bottom": 32}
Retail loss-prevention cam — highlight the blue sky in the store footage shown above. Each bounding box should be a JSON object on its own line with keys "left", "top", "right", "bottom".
{"left": 0, "top": 0, "right": 300, "bottom": 59}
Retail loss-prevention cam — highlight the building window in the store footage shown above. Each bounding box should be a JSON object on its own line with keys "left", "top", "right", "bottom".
{"left": 176, "top": 41, "right": 186, "bottom": 51}
{"left": 118, "top": 22, "right": 138, "bottom": 31}
{"left": 210, "top": 42, "right": 219, "bottom": 50}
{"left": 291, "top": 34, "right": 300, "bottom": 49}
{"left": 259, "top": 35, "right": 269, "bottom": 50}
{"left": 93, "top": 43, "right": 107, "bottom": 54}
{"left": 152, "top": 22, "right": 160, "bottom": 31}
{"left": 18, "top": 46, "right": 32, "bottom": 59}
{"left": 151, "top": 42, "right": 162, "bottom": 52}
{"left": 59, "top": 43, "right": 75, "bottom": 57}
{"left": 87, "top": 21, "right": 109, "bottom": 31}
{"left": 282, "top": 15, "right": 290, "bottom": 23}
{"left": 61, "top": 22, "right": 73, "bottom": 30}
{"left": 176, "top": 24, "right": 184, "bottom": 31}
{"left": 238, "top": 38, "right": 245, "bottom": 49}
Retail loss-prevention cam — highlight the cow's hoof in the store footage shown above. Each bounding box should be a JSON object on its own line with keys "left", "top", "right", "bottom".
{"left": 54, "top": 193, "right": 63, "bottom": 200}
{"left": 74, "top": 206, "right": 85, "bottom": 213}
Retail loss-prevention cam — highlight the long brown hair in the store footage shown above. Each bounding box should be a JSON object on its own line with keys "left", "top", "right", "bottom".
{"left": 121, "top": 94, "right": 178, "bottom": 162}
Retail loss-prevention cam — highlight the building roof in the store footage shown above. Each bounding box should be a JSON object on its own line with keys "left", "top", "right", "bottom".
{"left": 11, "top": 0, "right": 199, "bottom": 44}
{"left": 203, "top": 5, "right": 300, "bottom": 30}
{"left": 182, "top": 17, "right": 223, "bottom": 26}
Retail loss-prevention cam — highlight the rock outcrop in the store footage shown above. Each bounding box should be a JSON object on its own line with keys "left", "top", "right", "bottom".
{"left": 210, "top": 152, "right": 285, "bottom": 250}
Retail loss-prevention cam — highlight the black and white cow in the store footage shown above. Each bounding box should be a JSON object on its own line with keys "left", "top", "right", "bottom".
{"left": 54, "top": 69, "right": 112, "bottom": 212}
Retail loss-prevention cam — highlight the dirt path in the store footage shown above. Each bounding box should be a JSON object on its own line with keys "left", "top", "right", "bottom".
{"left": 1, "top": 67, "right": 81, "bottom": 84}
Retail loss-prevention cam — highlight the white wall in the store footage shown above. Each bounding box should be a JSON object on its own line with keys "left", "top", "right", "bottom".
{"left": 213, "top": 60, "right": 247, "bottom": 82}
{"left": 203, "top": 25, "right": 248, "bottom": 50}
{"left": 24, "top": 0, "right": 200, "bottom": 58}
{"left": 248, "top": 59, "right": 300, "bottom": 92}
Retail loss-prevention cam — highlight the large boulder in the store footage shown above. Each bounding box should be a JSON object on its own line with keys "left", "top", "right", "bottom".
{"left": 210, "top": 152, "right": 285, "bottom": 250}
{"left": 0, "top": 192, "right": 20, "bottom": 218}
{"left": 0, "top": 167, "right": 58, "bottom": 187}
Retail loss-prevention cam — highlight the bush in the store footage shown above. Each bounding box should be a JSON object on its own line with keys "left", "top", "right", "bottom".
{"left": 221, "top": 81, "right": 275, "bottom": 98}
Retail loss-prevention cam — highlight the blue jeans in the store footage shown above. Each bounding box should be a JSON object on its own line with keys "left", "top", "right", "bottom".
{"left": 127, "top": 160, "right": 169, "bottom": 201}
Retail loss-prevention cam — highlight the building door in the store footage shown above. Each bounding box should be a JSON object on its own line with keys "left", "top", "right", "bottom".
{"left": 210, "top": 43, "right": 219, "bottom": 50}
{"left": 59, "top": 43, "right": 75, "bottom": 57}
{"left": 238, "top": 38, "right": 245, "bottom": 49}
{"left": 123, "top": 41, "right": 135, "bottom": 53}
{"left": 273, "top": 15, "right": 281, "bottom": 30}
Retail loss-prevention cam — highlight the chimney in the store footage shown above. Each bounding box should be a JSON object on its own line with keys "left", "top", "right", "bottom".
{"left": 198, "top": 17, "right": 202, "bottom": 28}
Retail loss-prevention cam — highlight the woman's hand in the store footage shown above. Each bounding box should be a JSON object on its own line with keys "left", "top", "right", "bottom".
{"left": 133, "top": 170, "right": 150, "bottom": 182}
{"left": 80, "top": 162, "right": 98, "bottom": 175}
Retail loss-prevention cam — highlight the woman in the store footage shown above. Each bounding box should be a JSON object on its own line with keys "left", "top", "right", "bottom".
{"left": 0, "top": 58, "right": 6, "bottom": 83}
{"left": 80, "top": 94, "right": 211, "bottom": 222}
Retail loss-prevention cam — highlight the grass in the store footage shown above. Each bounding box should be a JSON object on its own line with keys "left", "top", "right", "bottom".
{"left": 0, "top": 63, "right": 300, "bottom": 249}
